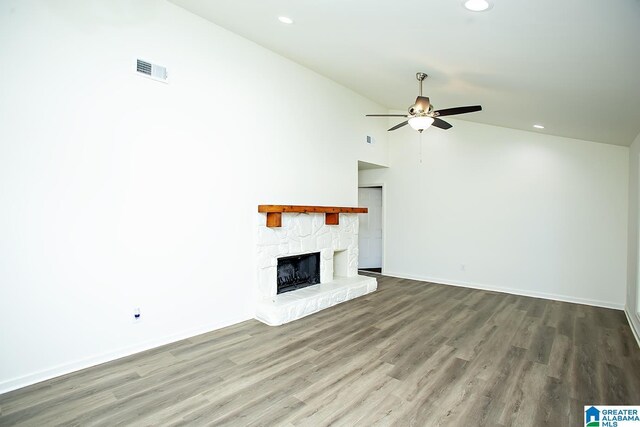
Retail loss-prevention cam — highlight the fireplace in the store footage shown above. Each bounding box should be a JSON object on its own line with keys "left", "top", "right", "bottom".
{"left": 277, "top": 252, "right": 320, "bottom": 294}
{"left": 256, "top": 208, "right": 377, "bottom": 325}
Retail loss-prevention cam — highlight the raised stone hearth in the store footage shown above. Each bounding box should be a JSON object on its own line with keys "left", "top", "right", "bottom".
{"left": 256, "top": 210, "right": 377, "bottom": 326}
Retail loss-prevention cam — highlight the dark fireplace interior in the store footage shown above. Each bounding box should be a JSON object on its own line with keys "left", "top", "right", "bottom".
{"left": 277, "top": 252, "right": 321, "bottom": 294}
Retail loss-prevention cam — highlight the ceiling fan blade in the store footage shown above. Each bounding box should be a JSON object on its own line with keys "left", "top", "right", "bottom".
{"left": 388, "top": 121, "right": 409, "bottom": 131}
{"left": 434, "top": 105, "right": 482, "bottom": 117}
{"left": 365, "top": 114, "right": 408, "bottom": 117}
{"left": 432, "top": 118, "right": 452, "bottom": 130}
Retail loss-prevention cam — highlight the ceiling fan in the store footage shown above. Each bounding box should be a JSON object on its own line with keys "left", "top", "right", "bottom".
{"left": 366, "top": 72, "right": 482, "bottom": 132}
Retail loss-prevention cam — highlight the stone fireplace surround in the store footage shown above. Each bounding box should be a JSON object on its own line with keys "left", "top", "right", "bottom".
{"left": 256, "top": 211, "right": 377, "bottom": 326}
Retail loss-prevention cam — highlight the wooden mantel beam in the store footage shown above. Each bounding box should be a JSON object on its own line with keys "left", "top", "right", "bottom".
{"left": 258, "top": 205, "right": 368, "bottom": 227}
{"left": 258, "top": 205, "right": 368, "bottom": 214}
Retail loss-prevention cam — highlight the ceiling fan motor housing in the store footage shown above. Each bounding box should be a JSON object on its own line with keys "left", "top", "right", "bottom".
{"left": 408, "top": 97, "right": 432, "bottom": 116}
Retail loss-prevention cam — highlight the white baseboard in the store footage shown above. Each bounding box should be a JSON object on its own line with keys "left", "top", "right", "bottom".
{"left": 624, "top": 308, "right": 640, "bottom": 349}
{"left": 0, "top": 314, "right": 252, "bottom": 395}
{"left": 383, "top": 271, "right": 625, "bottom": 310}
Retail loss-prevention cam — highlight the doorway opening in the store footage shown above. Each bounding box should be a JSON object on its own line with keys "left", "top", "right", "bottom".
{"left": 358, "top": 186, "right": 383, "bottom": 274}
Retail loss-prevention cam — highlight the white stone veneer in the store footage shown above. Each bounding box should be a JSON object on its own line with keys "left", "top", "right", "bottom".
{"left": 256, "top": 212, "right": 377, "bottom": 326}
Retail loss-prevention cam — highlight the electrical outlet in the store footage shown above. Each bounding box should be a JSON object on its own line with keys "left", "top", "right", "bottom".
{"left": 133, "top": 307, "right": 142, "bottom": 322}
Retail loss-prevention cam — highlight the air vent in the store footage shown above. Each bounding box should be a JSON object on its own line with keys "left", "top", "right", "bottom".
{"left": 135, "top": 59, "right": 168, "bottom": 83}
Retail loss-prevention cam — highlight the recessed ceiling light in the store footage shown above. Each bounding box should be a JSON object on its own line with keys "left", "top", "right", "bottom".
{"left": 278, "top": 16, "right": 294, "bottom": 24}
{"left": 463, "top": 0, "right": 492, "bottom": 12}
{"left": 533, "top": 124, "right": 545, "bottom": 129}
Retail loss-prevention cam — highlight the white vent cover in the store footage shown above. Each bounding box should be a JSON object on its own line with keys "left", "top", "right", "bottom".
{"left": 135, "top": 59, "right": 168, "bottom": 83}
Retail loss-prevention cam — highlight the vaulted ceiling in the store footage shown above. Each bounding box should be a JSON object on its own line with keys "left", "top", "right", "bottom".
{"left": 170, "top": 0, "right": 640, "bottom": 146}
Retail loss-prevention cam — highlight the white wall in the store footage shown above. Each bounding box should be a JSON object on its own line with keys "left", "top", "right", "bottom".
{"left": 626, "top": 132, "right": 640, "bottom": 342}
{"left": 360, "top": 119, "right": 628, "bottom": 308}
{"left": 0, "top": 0, "right": 388, "bottom": 392}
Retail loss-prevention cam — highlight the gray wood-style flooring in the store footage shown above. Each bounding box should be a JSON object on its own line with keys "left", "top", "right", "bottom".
{"left": 1, "top": 275, "right": 640, "bottom": 426}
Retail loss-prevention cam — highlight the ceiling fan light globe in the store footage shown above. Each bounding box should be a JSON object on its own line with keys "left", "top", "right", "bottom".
{"left": 409, "top": 116, "right": 434, "bottom": 131}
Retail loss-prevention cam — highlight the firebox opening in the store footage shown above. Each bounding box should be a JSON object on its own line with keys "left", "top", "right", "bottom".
{"left": 277, "top": 252, "right": 321, "bottom": 294}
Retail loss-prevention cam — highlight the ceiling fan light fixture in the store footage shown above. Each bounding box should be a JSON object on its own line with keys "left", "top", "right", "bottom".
{"left": 409, "top": 116, "right": 435, "bottom": 131}
{"left": 463, "top": 0, "right": 492, "bottom": 12}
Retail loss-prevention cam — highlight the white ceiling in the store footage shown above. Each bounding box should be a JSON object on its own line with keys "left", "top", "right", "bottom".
{"left": 169, "top": 0, "right": 640, "bottom": 146}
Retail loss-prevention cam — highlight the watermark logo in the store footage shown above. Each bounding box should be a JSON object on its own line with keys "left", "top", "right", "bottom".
{"left": 585, "top": 406, "right": 600, "bottom": 427}
{"left": 585, "top": 406, "right": 640, "bottom": 427}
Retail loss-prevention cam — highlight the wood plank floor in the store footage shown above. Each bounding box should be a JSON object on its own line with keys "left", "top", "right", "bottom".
{"left": 1, "top": 275, "right": 639, "bottom": 426}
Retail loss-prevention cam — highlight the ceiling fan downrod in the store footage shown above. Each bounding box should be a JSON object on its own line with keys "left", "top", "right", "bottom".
{"left": 416, "top": 72, "right": 428, "bottom": 96}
